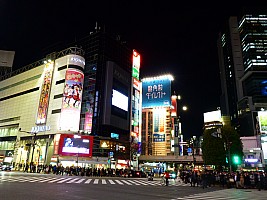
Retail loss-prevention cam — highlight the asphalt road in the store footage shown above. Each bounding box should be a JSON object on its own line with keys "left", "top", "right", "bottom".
{"left": 0, "top": 171, "right": 266, "bottom": 200}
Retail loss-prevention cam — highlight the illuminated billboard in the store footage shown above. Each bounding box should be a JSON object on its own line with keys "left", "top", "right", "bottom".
{"left": 142, "top": 75, "right": 172, "bottom": 108}
{"left": 58, "top": 134, "right": 93, "bottom": 157}
{"left": 171, "top": 95, "right": 177, "bottom": 117}
{"left": 36, "top": 62, "right": 54, "bottom": 124}
{"left": 258, "top": 111, "right": 267, "bottom": 133}
{"left": 153, "top": 108, "right": 166, "bottom": 142}
{"left": 261, "top": 135, "right": 267, "bottom": 159}
{"left": 203, "top": 110, "right": 222, "bottom": 123}
{"left": 132, "top": 50, "right": 140, "bottom": 80}
{"left": 59, "top": 69, "right": 84, "bottom": 131}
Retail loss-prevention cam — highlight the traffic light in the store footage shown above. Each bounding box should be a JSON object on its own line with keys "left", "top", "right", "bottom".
{"left": 232, "top": 155, "right": 241, "bottom": 165}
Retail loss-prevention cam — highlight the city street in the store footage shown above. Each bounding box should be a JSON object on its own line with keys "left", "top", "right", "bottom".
{"left": 1, "top": 171, "right": 267, "bottom": 200}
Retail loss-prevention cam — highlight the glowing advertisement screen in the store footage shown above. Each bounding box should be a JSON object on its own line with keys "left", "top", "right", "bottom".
{"left": 36, "top": 62, "right": 54, "bottom": 124}
{"left": 132, "top": 50, "right": 140, "bottom": 80}
{"left": 258, "top": 111, "right": 267, "bottom": 133}
{"left": 60, "top": 69, "right": 84, "bottom": 131}
{"left": 83, "top": 78, "right": 96, "bottom": 133}
{"left": 171, "top": 95, "right": 177, "bottom": 117}
{"left": 153, "top": 108, "right": 166, "bottom": 142}
{"left": 84, "top": 112, "right": 93, "bottom": 133}
{"left": 112, "top": 89, "right": 128, "bottom": 111}
{"left": 261, "top": 135, "right": 267, "bottom": 159}
{"left": 142, "top": 78, "right": 171, "bottom": 108}
{"left": 58, "top": 134, "right": 93, "bottom": 157}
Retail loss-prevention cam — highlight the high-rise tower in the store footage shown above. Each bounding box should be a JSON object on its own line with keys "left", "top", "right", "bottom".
{"left": 218, "top": 8, "right": 267, "bottom": 136}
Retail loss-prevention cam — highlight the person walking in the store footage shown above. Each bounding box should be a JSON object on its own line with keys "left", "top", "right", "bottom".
{"left": 164, "top": 171, "right": 170, "bottom": 186}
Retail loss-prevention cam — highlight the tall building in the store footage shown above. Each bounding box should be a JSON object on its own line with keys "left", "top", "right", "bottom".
{"left": 0, "top": 47, "right": 88, "bottom": 167}
{"left": 141, "top": 75, "right": 174, "bottom": 156}
{"left": 218, "top": 9, "right": 267, "bottom": 137}
{"left": 218, "top": 8, "right": 267, "bottom": 169}
{"left": 72, "top": 28, "right": 134, "bottom": 166}
{"left": 0, "top": 27, "right": 139, "bottom": 169}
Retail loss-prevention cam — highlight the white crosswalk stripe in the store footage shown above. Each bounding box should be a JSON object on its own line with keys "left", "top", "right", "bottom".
{"left": 93, "top": 179, "right": 99, "bottom": 184}
{"left": 66, "top": 178, "right": 79, "bottom": 183}
{"left": 75, "top": 178, "right": 85, "bottom": 183}
{"left": 84, "top": 179, "right": 92, "bottom": 184}
{"left": 173, "top": 189, "right": 267, "bottom": 200}
{"left": 108, "top": 179, "right": 116, "bottom": 184}
{"left": 57, "top": 177, "right": 72, "bottom": 183}
{"left": 0, "top": 176, "right": 190, "bottom": 187}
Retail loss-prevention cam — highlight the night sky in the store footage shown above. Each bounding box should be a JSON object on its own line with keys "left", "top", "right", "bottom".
{"left": 0, "top": 1, "right": 265, "bottom": 139}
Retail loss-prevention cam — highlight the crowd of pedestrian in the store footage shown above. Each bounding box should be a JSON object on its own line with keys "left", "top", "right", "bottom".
{"left": 179, "top": 170, "right": 267, "bottom": 190}
{"left": 17, "top": 163, "right": 132, "bottom": 177}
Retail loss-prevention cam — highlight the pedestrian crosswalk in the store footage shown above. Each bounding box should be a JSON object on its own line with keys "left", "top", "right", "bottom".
{"left": 172, "top": 188, "right": 267, "bottom": 200}
{"left": 0, "top": 176, "right": 189, "bottom": 186}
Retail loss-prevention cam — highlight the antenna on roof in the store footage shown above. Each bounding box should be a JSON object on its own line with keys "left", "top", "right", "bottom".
{"left": 95, "top": 22, "right": 98, "bottom": 30}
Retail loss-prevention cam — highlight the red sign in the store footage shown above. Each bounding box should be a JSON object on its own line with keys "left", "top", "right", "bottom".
{"left": 58, "top": 134, "right": 93, "bottom": 157}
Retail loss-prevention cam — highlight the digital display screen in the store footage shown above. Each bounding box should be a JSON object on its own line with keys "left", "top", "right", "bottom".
{"left": 62, "top": 138, "right": 90, "bottom": 154}
{"left": 142, "top": 77, "right": 171, "bottom": 108}
{"left": 112, "top": 89, "right": 128, "bottom": 111}
{"left": 111, "top": 133, "right": 119, "bottom": 139}
{"left": 58, "top": 134, "right": 93, "bottom": 157}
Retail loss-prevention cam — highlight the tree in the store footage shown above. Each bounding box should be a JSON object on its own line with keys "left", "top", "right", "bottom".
{"left": 202, "top": 128, "right": 226, "bottom": 170}
{"left": 202, "top": 125, "right": 243, "bottom": 172}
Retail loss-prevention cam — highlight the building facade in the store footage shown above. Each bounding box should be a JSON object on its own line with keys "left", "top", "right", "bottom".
{"left": 0, "top": 47, "right": 88, "bottom": 168}
{"left": 218, "top": 9, "right": 267, "bottom": 169}
{"left": 72, "top": 29, "right": 134, "bottom": 168}
{"left": 218, "top": 10, "right": 267, "bottom": 137}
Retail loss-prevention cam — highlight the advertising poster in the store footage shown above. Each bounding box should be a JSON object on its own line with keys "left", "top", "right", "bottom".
{"left": 258, "top": 111, "right": 267, "bottom": 133}
{"left": 60, "top": 69, "right": 84, "bottom": 131}
{"left": 36, "top": 62, "right": 54, "bottom": 124}
{"left": 58, "top": 134, "right": 93, "bottom": 157}
{"left": 142, "top": 77, "right": 171, "bottom": 108}
{"left": 132, "top": 50, "right": 140, "bottom": 80}
{"left": 153, "top": 108, "right": 166, "bottom": 142}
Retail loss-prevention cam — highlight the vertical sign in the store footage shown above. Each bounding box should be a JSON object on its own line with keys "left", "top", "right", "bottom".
{"left": 60, "top": 69, "right": 84, "bottom": 131}
{"left": 153, "top": 108, "right": 166, "bottom": 142}
{"left": 36, "top": 62, "right": 54, "bottom": 124}
{"left": 132, "top": 49, "right": 140, "bottom": 80}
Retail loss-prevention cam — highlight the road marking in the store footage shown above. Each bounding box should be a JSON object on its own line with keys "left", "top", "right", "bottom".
{"left": 121, "top": 180, "right": 132, "bottom": 185}
{"left": 108, "top": 180, "right": 116, "bottom": 184}
{"left": 127, "top": 180, "right": 141, "bottom": 185}
{"left": 75, "top": 179, "right": 85, "bottom": 183}
{"left": 48, "top": 177, "right": 65, "bottom": 183}
{"left": 114, "top": 180, "right": 124, "bottom": 185}
{"left": 93, "top": 179, "right": 99, "bottom": 184}
{"left": 84, "top": 179, "right": 92, "bottom": 184}
{"left": 66, "top": 178, "right": 79, "bottom": 183}
{"left": 57, "top": 178, "right": 72, "bottom": 183}
{"left": 102, "top": 179, "right": 107, "bottom": 184}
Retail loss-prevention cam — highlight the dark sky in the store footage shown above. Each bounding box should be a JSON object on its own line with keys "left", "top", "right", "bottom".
{"left": 0, "top": 0, "right": 265, "bottom": 139}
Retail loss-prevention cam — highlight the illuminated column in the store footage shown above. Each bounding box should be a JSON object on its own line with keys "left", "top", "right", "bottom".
{"left": 59, "top": 55, "right": 85, "bottom": 132}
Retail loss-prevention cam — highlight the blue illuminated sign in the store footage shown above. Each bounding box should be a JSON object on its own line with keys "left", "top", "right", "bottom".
{"left": 142, "top": 78, "right": 171, "bottom": 108}
{"left": 153, "top": 133, "right": 165, "bottom": 142}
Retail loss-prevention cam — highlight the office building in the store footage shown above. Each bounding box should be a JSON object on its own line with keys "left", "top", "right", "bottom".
{"left": 218, "top": 10, "right": 267, "bottom": 136}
